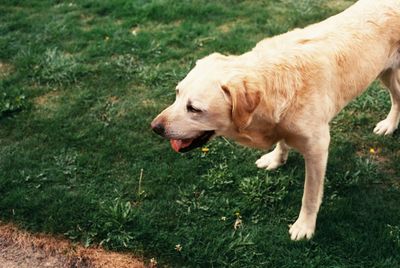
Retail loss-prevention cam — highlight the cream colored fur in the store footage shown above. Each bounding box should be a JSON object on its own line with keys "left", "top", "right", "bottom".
{"left": 152, "top": 0, "right": 400, "bottom": 240}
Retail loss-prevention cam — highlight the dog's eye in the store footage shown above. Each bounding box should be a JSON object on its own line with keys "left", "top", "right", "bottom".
{"left": 187, "top": 103, "right": 202, "bottom": 113}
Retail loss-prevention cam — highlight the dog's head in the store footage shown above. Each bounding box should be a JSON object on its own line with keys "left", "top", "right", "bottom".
{"left": 151, "top": 53, "right": 261, "bottom": 152}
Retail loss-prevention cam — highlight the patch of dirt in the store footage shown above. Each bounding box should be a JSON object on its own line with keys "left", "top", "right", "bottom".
{"left": 217, "top": 21, "right": 235, "bottom": 33}
{"left": 80, "top": 14, "right": 94, "bottom": 32}
{"left": 107, "top": 95, "right": 119, "bottom": 105}
{"left": 0, "top": 62, "right": 14, "bottom": 78}
{"left": 137, "top": 20, "right": 182, "bottom": 34}
{"left": 326, "top": 0, "right": 355, "bottom": 11}
{"left": 217, "top": 20, "right": 246, "bottom": 33}
{"left": 0, "top": 223, "right": 145, "bottom": 268}
{"left": 141, "top": 98, "right": 156, "bottom": 108}
{"left": 34, "top": 90, "right": 62, "bottom": 107}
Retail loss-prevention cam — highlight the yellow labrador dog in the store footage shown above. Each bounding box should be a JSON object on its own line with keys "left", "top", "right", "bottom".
{"left": 151, "top": 0, "right": 400, "bottom": 240}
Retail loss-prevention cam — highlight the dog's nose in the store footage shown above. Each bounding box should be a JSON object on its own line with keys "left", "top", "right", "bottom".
{"left": 151, "top": 122, "right": 165, "bottom": 136}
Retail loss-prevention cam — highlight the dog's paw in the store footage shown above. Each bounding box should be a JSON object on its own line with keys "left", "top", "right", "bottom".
{"left": 374, "top": 119, "right": 398, "bottom": 135}
{"left": 288, "top": 218, "right": 315, "bottom": 241}
{"left": 255, "top": 151, "right": 286, "bottom": 170}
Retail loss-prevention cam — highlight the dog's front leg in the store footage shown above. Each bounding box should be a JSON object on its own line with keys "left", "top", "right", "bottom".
{"left": 289, "top": 129, "right": 330, "bottom": 241}
{"left": 255, "top": 140, "right": 290, "bottom": 170}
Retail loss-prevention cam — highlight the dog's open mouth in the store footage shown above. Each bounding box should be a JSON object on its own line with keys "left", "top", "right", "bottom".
{"left": 170, "top": 131, "right": 215, "bottom": 153}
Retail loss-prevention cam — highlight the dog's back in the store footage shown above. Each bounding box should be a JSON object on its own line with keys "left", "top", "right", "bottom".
{"left": 251, "top": 0, "right": 400, "bottom": 118}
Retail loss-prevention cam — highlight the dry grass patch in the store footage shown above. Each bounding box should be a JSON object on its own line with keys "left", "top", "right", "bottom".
{"left": 34, "top": 90, "right": 62, "bottom": 108}
{"left": 217, "top": 20, "right": 241, "bottom": 33}
{"left": 326, "top": 0, "right": 355, "bottom": 11}
{"left": 0, "top": 223, "right": 144, "bottom": 268}
{"left": 0, "top": 62, "right": 14, "bottom": 78}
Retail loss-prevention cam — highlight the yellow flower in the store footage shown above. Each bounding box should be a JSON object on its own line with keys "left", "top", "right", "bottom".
{"left": 201, "top": 147, "right": 209, "bottom": 153}
{"left": 369, "top": 148, "right": 376, "bottom": 154}
{"left": 104, "top": 36, "right": 110, "bottom": 41}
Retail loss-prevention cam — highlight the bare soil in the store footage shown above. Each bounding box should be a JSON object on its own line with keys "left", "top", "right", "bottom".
{"left": 0, "top": 223, "right": 145, "bottom": 268}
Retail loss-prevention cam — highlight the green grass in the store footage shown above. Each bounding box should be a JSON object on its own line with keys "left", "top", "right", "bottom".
{"left": 1, "top": 0, "right": 400, "bottom": 266}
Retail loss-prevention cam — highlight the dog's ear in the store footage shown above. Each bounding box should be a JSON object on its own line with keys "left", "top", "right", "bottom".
{"left": 222, "top": 80, "right": 261, "bottom": 131}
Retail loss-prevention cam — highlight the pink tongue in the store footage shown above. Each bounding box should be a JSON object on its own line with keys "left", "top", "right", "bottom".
{"left": 170, "top": 139, "right": 193, "bottom": 153}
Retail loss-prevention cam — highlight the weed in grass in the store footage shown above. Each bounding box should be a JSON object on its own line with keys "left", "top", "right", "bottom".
{"left": 54, "top": 150, "right": 78, "bottom": 181}
{"left": 337, "top": 157, "right": 378, "bottom": 185}
{"left": 0, "top": 84, "right": 26, "bottom": 117}
{"left": 239, "top": 174, "right": 289, "bottom": 207}
{"left": 34, "top": 48, "right": 80, "bottom": 86}
{"left": 64, "top": 198, "right": 138, "bottom": 250}
{"left": 202, "top": 161, "right": 235, "bottom": 190}
{"left": 387, "top": 224, "right": 400, "bottom": 249}
{"left": 97, "top": 198, "right": 137, "bottom": 249}
{"left": 95, "top": 96, "right": 122, "bottom": 127}
{"left": 109, "top": 54, "right": 141, "bottom": 79}
{"left": 176, "top": 186, "right": 209, "bottom": 214}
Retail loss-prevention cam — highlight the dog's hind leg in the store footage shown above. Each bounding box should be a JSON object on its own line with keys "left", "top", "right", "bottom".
{"left": 255, "top": 140, "right": 290, "bottom": 170}
{"left": 374, "top": 69, "right": 400, "bottom": 135}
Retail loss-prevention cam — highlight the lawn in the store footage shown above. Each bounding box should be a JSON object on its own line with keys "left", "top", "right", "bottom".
{"left": 1, "top": 0, "right": 400, "bottom": 266}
